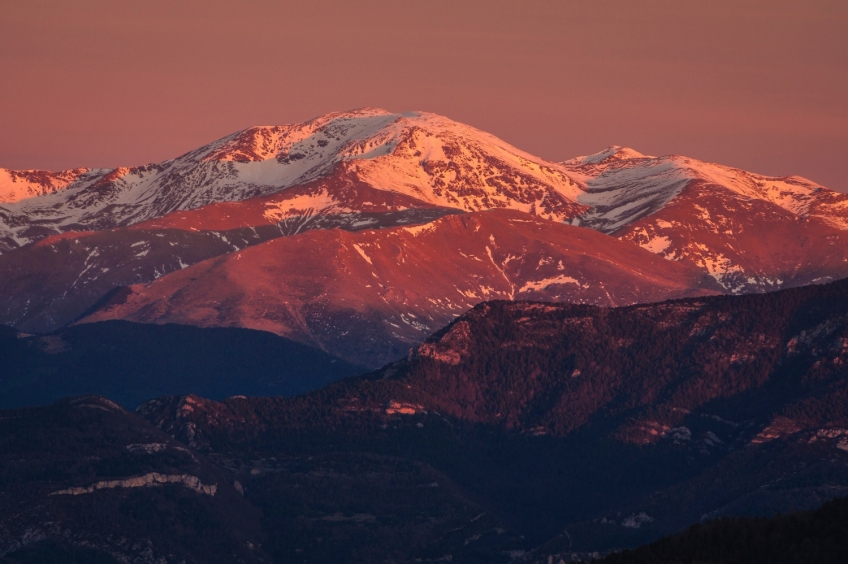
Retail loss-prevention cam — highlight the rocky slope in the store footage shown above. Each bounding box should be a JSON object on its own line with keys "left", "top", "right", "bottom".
{"left": 0, "top": 396, "right": 268, "bottom": 564}
{"left": 564, "top": 146, "right": 848, "bottom": 292}
{"left": 136, "top": 277, "right": 848, "bottom": 558}
{"left": 78, "top": 210, "right": 720, "bottom": 366}
{"left": 0, "top": 396, "right": 522, "bottom": 564}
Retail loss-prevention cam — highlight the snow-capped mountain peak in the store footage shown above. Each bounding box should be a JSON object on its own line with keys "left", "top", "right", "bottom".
{"left": 0, "top": 109, "right": 588, "bottom": 251}
{"left": 2, "top": 113, "right": 848, "bottom": 340}
{"left": 556, "top": 148, "right": 848, "bottom": 293}
{"left": 563, "top": 146, "right": 651, "bottom": 166}
{"left": 564, "top": 150, "right": 843, "bottom": 233}
{"left": 0, "top": 167, "right": 94, "bottom": 203}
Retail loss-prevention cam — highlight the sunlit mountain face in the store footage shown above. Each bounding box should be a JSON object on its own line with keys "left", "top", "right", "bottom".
{"left": 2, "top": 109, "right": 847, "bottom": 368}
{"left": 3, "top": 108, "right": 848, "bottom": 563}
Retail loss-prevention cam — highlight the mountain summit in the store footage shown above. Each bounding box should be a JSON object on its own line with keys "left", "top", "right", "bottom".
{"left": 1, "top": 109, "right": 847, "bottom": 359}
{"left": 0, "top": 108, "right": 585, "bottom": 252}
{"left": 562, "top": 147, "right": 848, "bottom": 291}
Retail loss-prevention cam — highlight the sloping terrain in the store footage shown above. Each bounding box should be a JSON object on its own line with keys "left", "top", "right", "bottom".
{"left": 4, "top": 280, "right": 848, "bottom": 562}
{"left": 0, "top": 171, "right": 456, "bottom": 333}
{"left": 0, "top": 396, "right": 268, "bottom": 564}
{"left": 0, "top": 321, "right": 364, "bottom": 410}
{"left": 0, "top": 397, "right": 522, "bottom": 564}
{"left": 135, "top": 277, "right": 848, "bottom": 558}
{"left": 564, "top": 147, "right": 848, "bottom": 292}
{"left": 0, "top": 108, "right": 585, "bottom": 252}
{"left": 79, "top": 210, "right": 720, "bottom": 367}
{"left": 588, "top": 495, "right": 848, "bottom": 564}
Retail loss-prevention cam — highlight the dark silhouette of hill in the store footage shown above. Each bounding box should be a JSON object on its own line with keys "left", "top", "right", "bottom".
{"left": 593, "top": 495, "right": 848, "bottom": 564}
{"left": 0, "top": 320, "right": 365, "bottom": 409}
{"left": 0, "top": 396, "right": 267, "bottom": 563}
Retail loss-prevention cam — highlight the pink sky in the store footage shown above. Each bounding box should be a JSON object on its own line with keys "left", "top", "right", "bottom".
{"left": 1, "top": 0, "right": 846, "bottom": 191}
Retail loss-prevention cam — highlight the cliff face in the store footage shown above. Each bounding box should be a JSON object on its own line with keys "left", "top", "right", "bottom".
{"left": 50, "top": 471, "right": 217, "bottom": 497}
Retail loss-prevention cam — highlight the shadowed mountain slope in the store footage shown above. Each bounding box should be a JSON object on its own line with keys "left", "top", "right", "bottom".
{"left": 587, "top": 495, "right": 848, "bottom": 564}
{"left": 0, "top": 321, "right": 364, "bottom": 410}
{"left": 3, "top": 279, "right": 848, "bottom": 562}
{"left": 0, "top": 396, "right": 268, "bottom": 563}
{"left": 0, "top": 397, "right": 523, "bottom": 563}
{"left": 134, "top": 277, "right": 848, "bottom": 556}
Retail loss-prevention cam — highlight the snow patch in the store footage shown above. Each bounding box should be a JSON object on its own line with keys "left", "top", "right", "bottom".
{"left": 518, "top": 275, "right": 584, "bottom": 293}
{"left": 352, "top": 244, "right": 373, "bottom": 265}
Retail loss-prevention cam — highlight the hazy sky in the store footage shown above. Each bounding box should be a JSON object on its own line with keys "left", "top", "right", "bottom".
{"left": 1, "top": 0, "right": 846, "bottom": 191}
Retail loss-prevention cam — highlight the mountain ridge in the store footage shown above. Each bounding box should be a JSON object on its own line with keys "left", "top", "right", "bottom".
{"left": 0, "top": 108, "right": 587, "bottom": 252}
{"left": 132, "top": 275, "right": 848, "bottom": 557}
{"left": 3, "top": 108, "right": 848, "bottom": 346}
{"left": 76, "top": 209, "right": 721, "bottom": 366}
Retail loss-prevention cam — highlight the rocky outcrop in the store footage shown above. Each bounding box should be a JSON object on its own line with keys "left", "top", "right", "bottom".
{"left": 50, "top": 472, "right": 216, "bottom": 496}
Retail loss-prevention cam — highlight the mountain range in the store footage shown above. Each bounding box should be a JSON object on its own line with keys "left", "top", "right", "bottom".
{"left": 2, "top": 109, "right": 848, "bottom": 366}
{"left": 3, "top": 107, "right": 848, "bottom": 563}
{"left": 3, "top": 276, "right": 848, "bottom": 563}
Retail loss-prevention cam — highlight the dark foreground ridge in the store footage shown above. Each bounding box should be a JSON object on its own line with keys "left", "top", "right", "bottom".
{"left": 595, "top": 495, "right": 848, "bottom": 564}
{"left": 2, "top": 277, "right": 848, "bottom": 562}
{"left": 138, "top": 277, "right": 848, "bottom": 559}
{"left": 0, "top": 396, "right": 265, "bottom": 563}
{"left": 0, "top": 320, "right": 365, "bottom": 409}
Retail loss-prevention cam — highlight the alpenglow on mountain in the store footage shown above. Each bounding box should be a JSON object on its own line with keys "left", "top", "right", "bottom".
{"left": 2, "top": 108, "right": 847, "bottom": 364}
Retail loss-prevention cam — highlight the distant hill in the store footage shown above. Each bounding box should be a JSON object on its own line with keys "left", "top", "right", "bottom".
{"left": 78, "top": 209, "right": 720, "bottom": 367}
{"left": 0, "top": 320, "right": 365, "bottom": 409}
{"left": 0, "top": 396, "right": 515, "bottom": 563}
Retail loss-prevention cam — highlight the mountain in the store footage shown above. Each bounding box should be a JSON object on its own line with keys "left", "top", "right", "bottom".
{"left": 0, "top": 172, "right": 456, "bottom": 334}
{"left": 0, "top": 396, "right": 525, "bottom": 564}
{"left": 0, "top": 108, "right": 592, "bottom": 337}
{"left": 134, "top": 277, "right": 848, "bottom": 559}
{"left": 0, "top": 108, "right": 584, "bottom": 253}
{"left": 3, "top": 279, "right": 848, "bottom": 562}
{"left": 2, "top": 109, "right": 848, "bottom": 346}
{"left": 563, "top": 146, "right": 848, "bottom": 292}
{"left": 0, "top": 167, "right": 90, "bottom": 203}
{"left": 0, "top": 321, "right": 365, "bottom": 410}
{"left": 77, "top": 210, "right": 720, "bottom": 367}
